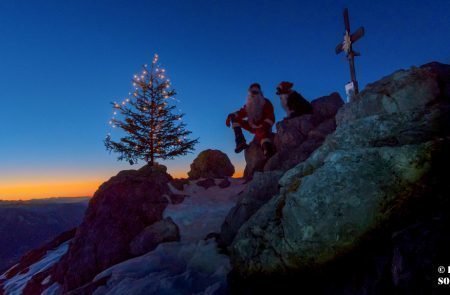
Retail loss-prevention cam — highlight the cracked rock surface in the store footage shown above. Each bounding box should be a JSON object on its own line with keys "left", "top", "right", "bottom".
{"left": 230, "top": 63, "right": 450, "bottom": 290}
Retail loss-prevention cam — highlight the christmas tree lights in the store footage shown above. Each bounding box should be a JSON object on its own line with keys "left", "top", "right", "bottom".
{"left": 104, "top": 54, "right": 198, "bottom": 166}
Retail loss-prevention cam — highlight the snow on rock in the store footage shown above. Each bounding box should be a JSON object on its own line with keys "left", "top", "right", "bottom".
{"left": 93, "top": 240, "right": 230, "bottom": 295}
{"left": 90, "top": 178, "right": 246, "bottom": 295}
{"left": 41, "top": 282, "right": 61, "bottom": 295}
{"left": 0, "top": 178, "right": 247, "bottom": 295}
{"left": 165, "top": 178, "right": 246, "bottom": 242}
{"left": 52, "top": 164, "right": 173, "bottom": 292}
{"left": 1, "top": 241, "right": 69, "bottom": 295}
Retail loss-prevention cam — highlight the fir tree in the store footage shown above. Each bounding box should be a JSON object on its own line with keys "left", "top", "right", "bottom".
{"left": 105, "top": 54, "right": 198, "bottom": 166}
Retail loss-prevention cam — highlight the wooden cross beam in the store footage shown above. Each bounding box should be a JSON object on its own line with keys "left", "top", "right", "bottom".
{"left": 335, "top": 8, "right": 365, "bottom": 97}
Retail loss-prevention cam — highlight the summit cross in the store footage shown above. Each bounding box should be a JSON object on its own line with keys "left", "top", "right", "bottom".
{"left": 335, "top": 8, "right": 365, "bottom": 98}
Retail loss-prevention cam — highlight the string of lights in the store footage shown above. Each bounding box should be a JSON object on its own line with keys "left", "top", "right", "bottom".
{"left": 104, "top": 53, "right": 198, "bottom": 165}
{"left": 106, "top": 54, "right": 184, "bottom": 135}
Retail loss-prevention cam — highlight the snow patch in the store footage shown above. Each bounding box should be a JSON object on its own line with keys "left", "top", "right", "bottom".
{"left": 91, "top": 178, "right": 246, "bottom": 295}
{"left": 41, "top": 275, "right": 51, "bottom": 285}
{"left": 2, "top": 241, "right": 70, "bottom": 295}
{"left": 93, "top": 240, "right": 230, "bottom": 295}
{"left": 0, "top": 264, "right": 18, "bottom": 280}
{"left": 164, "top": 178, "right": 245, "bottom": 241}
{"left": 41, "top": 282, "right": 62, "bottom": 295}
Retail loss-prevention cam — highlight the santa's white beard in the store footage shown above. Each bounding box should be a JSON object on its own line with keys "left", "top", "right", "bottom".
{"left": 246, "top": 94, "right": 265, "bottom": 124}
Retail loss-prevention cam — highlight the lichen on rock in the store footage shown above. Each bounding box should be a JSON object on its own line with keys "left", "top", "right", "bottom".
{"left": 229, "top": 62, "right": 450, "bottom": 293}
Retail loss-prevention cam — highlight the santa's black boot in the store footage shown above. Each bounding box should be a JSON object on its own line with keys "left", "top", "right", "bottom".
{"left": 262, "top": 141, "right": 275, "bottom": 160}
{"left": 233, "top": 127, "right": 248, "bottom": 153}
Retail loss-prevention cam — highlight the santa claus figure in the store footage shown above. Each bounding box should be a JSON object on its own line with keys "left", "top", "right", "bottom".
{"left": 226, "top": 83, "right": 275, "bottom": 159}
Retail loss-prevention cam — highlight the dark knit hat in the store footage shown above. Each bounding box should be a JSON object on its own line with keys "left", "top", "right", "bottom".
{"left": 276, "top": 81, "right": 294, "bottom": 95}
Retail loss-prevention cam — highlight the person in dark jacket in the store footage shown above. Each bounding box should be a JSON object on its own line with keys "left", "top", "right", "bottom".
{"left": 276, "top": 81, "right": 313, "bottom": 119}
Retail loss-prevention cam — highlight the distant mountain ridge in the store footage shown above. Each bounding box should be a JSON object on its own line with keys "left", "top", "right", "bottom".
{"left": 0, "top": 196, "right": 90, "bottom": 204}
{"left": 0, "top": 197, "right": 88, "bottom": 272}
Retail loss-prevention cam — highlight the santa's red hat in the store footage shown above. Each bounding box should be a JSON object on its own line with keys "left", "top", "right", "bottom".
{"left": 276, "top": 81, "right": 294, "bottom": 95}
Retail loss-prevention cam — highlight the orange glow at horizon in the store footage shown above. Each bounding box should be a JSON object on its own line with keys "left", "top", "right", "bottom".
{"left": 0, "top": 180, "right": 102, "bottom": 201}
{"left": 0, "top": 167, "right": 244, "bottom": 201}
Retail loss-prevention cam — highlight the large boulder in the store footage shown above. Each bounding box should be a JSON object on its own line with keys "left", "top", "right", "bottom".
{"left": 264, "top": 92, "right": 344, "bottom": 172}
{"left": 52, "top": 164, "right": 174, "bottom": 292}
{"left": 311, "top": 92, "right": 346, "bottom": 122}
{"left": 196, "top": 178, "right": 216, "bottom": 189}
{"left": 187, "top": 149, "right": 235, "bottom": 179}
{"left": 129, "top": 217, "right": 180, "bottom": 256}
{"left": 230, "top": 62, "right": 450, "bottom": 293}
{"left": 335, "top": 63, "right": 447, "bottom": 125}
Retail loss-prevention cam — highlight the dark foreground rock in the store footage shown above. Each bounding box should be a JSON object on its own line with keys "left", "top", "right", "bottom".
{"left": 229, "top": 215, "right": 450, "bottom": 295}
{"left": 229, "top": 62, "right": 450, "bottom": 294}
{"left": 218, "top": 177, "right": 231, "bottom": 188}
{"left": 52, "top": 164, "right": 174, "bottom": 292}
{"left": 170, "top": 178, "right": 190, "bottom": 191}
{"left": 196, "top": 178, "right": 216, "bottom": 189}
{"left": 188, "top": 149, "right": 235, "bottom": 179}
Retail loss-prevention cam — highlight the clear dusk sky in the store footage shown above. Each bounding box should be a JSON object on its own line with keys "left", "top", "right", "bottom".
{"left": 0, "top": 0, "right": 449, "bottom": 200}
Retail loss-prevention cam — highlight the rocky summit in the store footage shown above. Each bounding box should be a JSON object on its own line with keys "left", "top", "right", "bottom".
{"left": 229, "top": 62, "right": 450, "bottom": 294}
{"left": 52, "top": 164, "right": 177, "bottom": 292}
{"left": 244, "top": 92, "right": 344, "bottom": 178}
{"left": 2, "top": 62, "right": 449, "bottom": 295}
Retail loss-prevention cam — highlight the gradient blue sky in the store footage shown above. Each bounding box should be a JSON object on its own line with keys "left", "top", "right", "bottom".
{"left": 0, "top": 0, "right": 449, "bottom": 199}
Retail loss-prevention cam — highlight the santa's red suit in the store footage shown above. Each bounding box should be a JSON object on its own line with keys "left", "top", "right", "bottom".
{"left": 231, "top": 98, "right": 275, "bottom": 144}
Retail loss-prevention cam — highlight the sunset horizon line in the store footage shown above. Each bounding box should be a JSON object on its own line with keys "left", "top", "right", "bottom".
{"left": 0, "top": 168, "right": 244, "bottom": 201}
